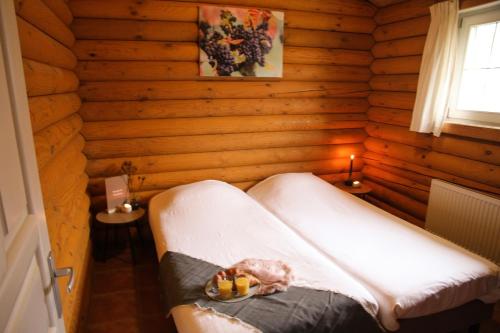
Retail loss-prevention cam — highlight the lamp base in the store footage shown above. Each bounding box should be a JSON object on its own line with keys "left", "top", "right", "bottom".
{"left": 344, "top": 179, "right": 353, "bottom": 186}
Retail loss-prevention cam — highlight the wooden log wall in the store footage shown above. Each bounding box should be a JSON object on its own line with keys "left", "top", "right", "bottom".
{"left": 365, "top": 0, "right": 500, "bottom": 227}
{"left": 15, "top": 1, "right": 89, "bottom": 332}
{"left": 68, "top": 0, "right": 377, "bottom": 208}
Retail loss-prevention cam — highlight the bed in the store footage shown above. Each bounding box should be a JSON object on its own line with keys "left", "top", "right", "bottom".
{"left": 148, "top": 180, "right": 380, "bottom": 333}
{"left": 247, "top": 172, "right": 500, "bottom": 332}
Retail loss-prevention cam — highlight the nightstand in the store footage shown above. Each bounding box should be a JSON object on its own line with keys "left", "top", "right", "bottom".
{"left": 95, "top": 207, "right": 145, "bottom": 264}
{"left": 334, "top": 182, "right": 372, "bottom": 199}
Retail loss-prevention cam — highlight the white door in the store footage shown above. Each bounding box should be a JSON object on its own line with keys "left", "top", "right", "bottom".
{"left": 0, "top": 1, "right": 71, "bottom": 332}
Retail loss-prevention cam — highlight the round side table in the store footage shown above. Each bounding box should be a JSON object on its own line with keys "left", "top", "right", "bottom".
{"left": 334, "top": 182, "right": 372, "bottom": 199}
{"left": 95, "top": 207, "right": 145, "bottom": 264}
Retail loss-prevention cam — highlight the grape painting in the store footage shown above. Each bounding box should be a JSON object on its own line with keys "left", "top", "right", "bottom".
{"left": 199, "top": 6, "right": 284, "bottom": 77}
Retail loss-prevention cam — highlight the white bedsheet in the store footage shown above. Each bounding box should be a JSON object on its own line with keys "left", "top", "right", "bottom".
{"left": 149, "top": 180, "right": 379, "bottom": 333}
{"left": 248, "top": 173, "right": 500, "bottom": 331}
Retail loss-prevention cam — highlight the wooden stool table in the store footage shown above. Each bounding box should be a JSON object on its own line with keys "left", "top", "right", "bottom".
{"left": 334, "top": 182, "right": 372, "bottom": 199}
{"left": 95, "top": 208, "right": 145, "bottom": 264}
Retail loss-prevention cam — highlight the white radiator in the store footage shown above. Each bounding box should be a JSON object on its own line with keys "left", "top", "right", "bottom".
{"left": 426, "top": 179, "right": 500, "bottom": 264}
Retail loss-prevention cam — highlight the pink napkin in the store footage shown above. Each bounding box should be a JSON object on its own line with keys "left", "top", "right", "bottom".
{"left": 231, "top": 259, "right": 294, "bottom": 295}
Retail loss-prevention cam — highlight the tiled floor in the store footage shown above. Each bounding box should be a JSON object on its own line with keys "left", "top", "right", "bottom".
{"left": 82, "top": 221, "right": 499, "bottom": 333}
{"left": 83, "top": 224, "right": 177, "bottom": 333}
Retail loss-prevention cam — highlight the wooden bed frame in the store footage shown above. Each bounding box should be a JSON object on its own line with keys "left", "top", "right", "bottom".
{"left": 398, "top": 300, "right": 494, "bottom": 333}
{"left": 164, "top": 300, "right": 494, "bottom": 333}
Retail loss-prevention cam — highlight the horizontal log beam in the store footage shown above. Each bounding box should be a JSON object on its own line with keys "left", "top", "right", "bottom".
{"left": 87, "top": 158, "right": 365, "bottom": 195}
{"left": 72, "top": 18, "right": 374, "bottom": 50}
{"left": 76, "top": 61, "right": 372, "bottom": 82}
{"left": 367, "top": 107, "right": 412, "bottom": 126}
{"left": 285, "top": 47, "right": 373, "bottom": 66}
{"left": 29, "top": 93, "right": 81, "bottom": 133}
{"left": 82, "top": 114, "right": 368, "bottom": 140}
{"left": 15, "top": 0, "right": 74, "bottom": 47}
{"left": 369, "top": 91, "right": 415, "bottom": 109}
{"left": 42, "top": 0, "right": 73, "bottom": 25}
{"left": 285, "top": 28, "right": 374, "bottom": 50}
{"left": 441, "top": 123, "right": 500, "bottom": 144}
{"left": 363, "top": 179, "right": 427, "bottom": 220}
{"left": 73, "top": 40, "right": 374, "bottom": 66}
{"left": 17, "top": 16, "right": 76, "bottom": 69}
{"left": 72, "top": 40, "right": 197, "bottom": 61}
{"left": 369, "top": 74, "right": 418, "bottom": 92}
{"left": 40, "top": 135, "right": 86, "bottom": 201}
{"left": 364, "top": 137, "right": 500, "bottom": 187}
{"left": 373, "top": 15, "right": 429, "bottom": 41}
{"left": 23, "top": 58, "right": 79, "bottom": 96}
{"left": 69, "top": 1, "right": 375, "bottom": 31}
{"left": 34, "top": 114, "right": 83, "bottom": 169}
{"left": 363, "top": 158, "right": 432, "bottom": 186}
{"left": 363, "top": 164, "right": 430, "bottom": 191}
{"left": 72, "top": 19, "right": 197, "bottom": 42}
{"left": 363, "top": 151, "right": 500, "bottom": 196}
{"left": 365, "top": 122, "right": 432, "bottom": 149}
{"left": 365, "top": 194, "right": 425, "bottom": 228}
{"left": 173, "top": 0, "right": 376, "bottom": 16}
{"left": 79, "top": 98, "right": 369, "bottom": 121}
{"left": 78, "top": 81, "right": 370, "bottom": 101}
{"left": 90, "top": 171, "right": 364, "bottom": 210}
{"left": 363, "top": 166, "right": 430, "bottom": 203}
{"left": 371, "top": 56, "right": 421, "bottom": 75}
{"left": 285, "top": 11, "right": 375, "bottom": 33}
{"left": 83, "top": 129, "right": 367, "bottom": 159}
{"left": 432, "top": 135, "right": 500, "bottom": 166}
{"left": 372, "top": 36, "right": 426, "bottom": 58}
{"left": 86, "top": 144, "right": 365, "bottom": 177}
{"left": 375, "top": 0, "right": 433, "bottom": 25}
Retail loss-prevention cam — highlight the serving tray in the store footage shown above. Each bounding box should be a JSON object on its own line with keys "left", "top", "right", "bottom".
{"left": 205, "top": 279, "right": 260, "bottom": 303}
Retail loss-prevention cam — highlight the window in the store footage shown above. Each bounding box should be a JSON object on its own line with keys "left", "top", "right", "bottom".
{"left": 448, "top": 5, "right": 500, "bottom": 127}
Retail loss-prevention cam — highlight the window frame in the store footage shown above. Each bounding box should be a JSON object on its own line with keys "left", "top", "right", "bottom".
{"left": 447, "top": 5, "right": 500, "bottom": 128}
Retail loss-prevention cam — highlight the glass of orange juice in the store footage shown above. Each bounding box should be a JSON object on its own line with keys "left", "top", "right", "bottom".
{"left": 217, "top": 279, "right": 233, "bottom": 300}
{"left": 235, "top": 277, "right": 250, "bottom": 296}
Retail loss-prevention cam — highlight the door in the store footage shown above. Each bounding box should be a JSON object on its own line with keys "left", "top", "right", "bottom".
{"left": 0, "top": 0, "right": 69, "bottom": 332}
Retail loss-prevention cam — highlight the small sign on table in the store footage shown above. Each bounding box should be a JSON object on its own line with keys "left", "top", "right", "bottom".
{"left": 105, "top": 175, "right": 129, "bottom": 212}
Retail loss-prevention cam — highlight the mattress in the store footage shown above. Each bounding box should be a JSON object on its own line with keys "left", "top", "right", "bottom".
{"left": 149, "top": 180, "right": 379, "bottom": 333}
{"left": 247, "top": 173, "right": 500, "bottom": 331}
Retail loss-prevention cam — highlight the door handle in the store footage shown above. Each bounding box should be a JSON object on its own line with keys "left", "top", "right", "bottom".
{"left": 54, "top": 266, "right": 75, "bottom": 293}
{"left": 47, "top": 251, "right": 75, "bottom": 317}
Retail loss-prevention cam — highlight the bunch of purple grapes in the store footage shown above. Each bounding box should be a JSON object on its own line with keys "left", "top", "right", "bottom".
{"left": 199, "top": 11, "right": 274, "bottom": 76}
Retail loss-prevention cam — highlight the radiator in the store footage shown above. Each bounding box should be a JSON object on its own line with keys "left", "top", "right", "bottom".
{"left": 426, "top": 179, "right": 500, "bottom": 264}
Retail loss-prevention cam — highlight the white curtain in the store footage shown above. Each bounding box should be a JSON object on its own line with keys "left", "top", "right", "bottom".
{"left": 410, "top": 0, "right": 459, "bottom": 137}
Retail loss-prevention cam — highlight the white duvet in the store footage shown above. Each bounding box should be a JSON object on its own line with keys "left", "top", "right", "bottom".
{"left": 149, "top": 180, "right": 379, "bottom": 333}
{"left": 248, "top": 173, "right": 500, "bottom": 331}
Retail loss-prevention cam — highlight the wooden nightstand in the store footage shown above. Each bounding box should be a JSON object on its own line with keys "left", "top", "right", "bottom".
{"left": 95, "top": 207, "right": 145, "bottom": 264}
{"left": 334, "top": 182, "right": 372, "bottom": 199}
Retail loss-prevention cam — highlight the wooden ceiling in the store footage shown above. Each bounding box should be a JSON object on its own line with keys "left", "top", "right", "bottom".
{"left": 368, "top": 0, "right": 406, "bottom": 7}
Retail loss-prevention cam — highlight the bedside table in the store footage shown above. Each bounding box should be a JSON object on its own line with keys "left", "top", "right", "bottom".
{"left": 334, "top": 182, "right": 372, "bottom": 199}
{"left": 95, "top": 207, "right": 145, "bottom": 264}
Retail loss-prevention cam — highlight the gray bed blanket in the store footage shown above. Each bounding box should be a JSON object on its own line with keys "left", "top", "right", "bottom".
{"left": 159, "top": 251, "right": 383, "bottom": 333}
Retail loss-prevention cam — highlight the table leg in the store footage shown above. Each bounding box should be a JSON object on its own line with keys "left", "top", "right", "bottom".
{"left": 127, "top": 226, "right": 137, "bottom": 265}
{"left": 135, "top": 221, "right": 144, "bottom": 246}
{"left": 103, "top": 224, "right": 109, "bottom": 261}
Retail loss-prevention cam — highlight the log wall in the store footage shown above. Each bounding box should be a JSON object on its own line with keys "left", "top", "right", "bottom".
{"left": 15, "top": 1, "right": 89, "bottom": 332}
{"left": 69, "top": 0, "right": 377, "bottom": 208}
{"left": 365, "top": 0, "right": 500, "bottom": 226}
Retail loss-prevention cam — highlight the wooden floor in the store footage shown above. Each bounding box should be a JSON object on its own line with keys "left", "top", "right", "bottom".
{"left": 82, "top": 225, "right": 177, "bottom": 333}
{"left": 81, "top": 222, "right": 499, "bottom": 333}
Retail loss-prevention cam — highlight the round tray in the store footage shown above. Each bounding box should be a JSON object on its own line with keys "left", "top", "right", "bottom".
{"left": 205, "top": 279, "right": 260, "bottom": 303}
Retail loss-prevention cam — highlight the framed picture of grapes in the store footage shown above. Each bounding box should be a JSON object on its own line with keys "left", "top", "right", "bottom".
{"left": 199, "top": 6, "right": 284, "bottom": 77}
